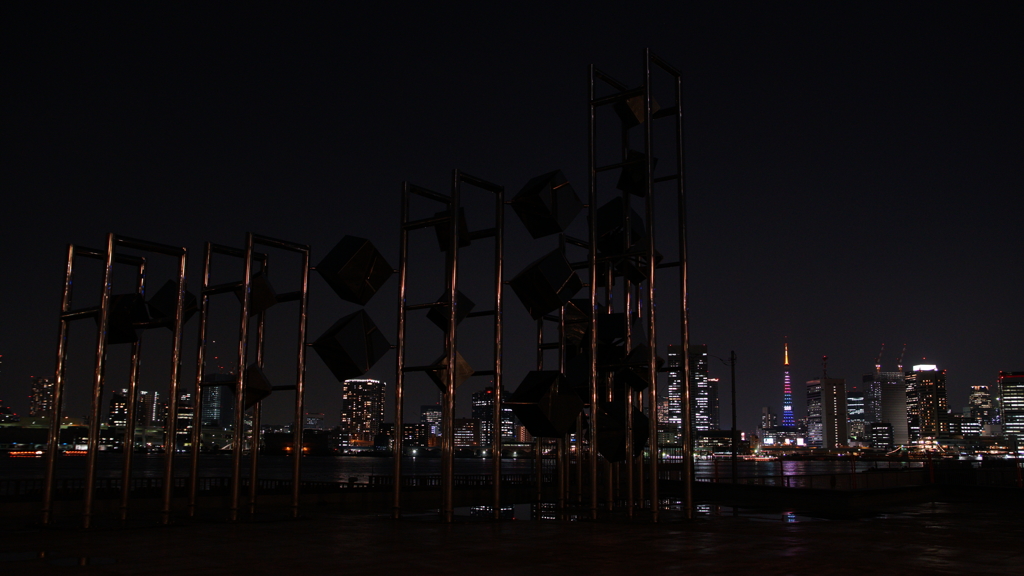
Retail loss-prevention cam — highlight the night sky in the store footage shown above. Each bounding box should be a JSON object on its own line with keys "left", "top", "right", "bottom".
{"left": 3, "top": 4, "right": 1021, "bottom": 435}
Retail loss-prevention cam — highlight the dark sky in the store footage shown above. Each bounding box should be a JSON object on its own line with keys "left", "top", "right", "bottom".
{"left": 3, "top": 4, "right": 1022, "bottom": 435}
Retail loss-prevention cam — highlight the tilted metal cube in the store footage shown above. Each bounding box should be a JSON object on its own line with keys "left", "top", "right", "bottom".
{"left": 511, "top": 170, "right": 583, "bottom": 239}
{"left": 425, "top": 290, "right": 475, "bottom": 332}
{"left": 426, "top": 351, "right": 475, "bottom": 391}
{"left": 311, "top": 310, "right": 391, "bottom": 382}
{"left": 147, "top": 279, "right": 198, "bottom": 329}
{"left": 509, "top": 371, "right": 583, "bottom": 438}
{"left": 509, "top": 249, "right": 583, "bottom": 320}
{"left": 316, "top": 236, "right": 394, "bottom": 306}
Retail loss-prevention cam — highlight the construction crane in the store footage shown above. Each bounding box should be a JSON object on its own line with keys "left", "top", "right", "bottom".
{"left": 896, "top": 343, "right": 907, "bottom": 373}
{"left": 874, "top": 343, "right": 885, "bottom": 375}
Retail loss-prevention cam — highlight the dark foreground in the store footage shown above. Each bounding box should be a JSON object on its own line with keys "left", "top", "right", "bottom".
{"left": 1, "top": 500, "right": 1022, "bottom": 575}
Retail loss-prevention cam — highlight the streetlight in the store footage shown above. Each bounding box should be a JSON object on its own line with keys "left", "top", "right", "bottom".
{"left": 710, "top": 351, "right": 738, "bottom": 483}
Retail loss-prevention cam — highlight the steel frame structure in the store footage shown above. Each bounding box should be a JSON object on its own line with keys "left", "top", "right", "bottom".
{"left": 186, "top": 242, "right": 269, "bottom": 519}
{"left": 393, "top": 169, "right": 504, "bottom": 522}
{"left": 586, "top": 49, "right": 690, "bottom": 521}
{"left": 228, "top": 233, "right": 311, "bottom": 521}
{"left": 41, "top": 234, "right": 189, "bottom": 528}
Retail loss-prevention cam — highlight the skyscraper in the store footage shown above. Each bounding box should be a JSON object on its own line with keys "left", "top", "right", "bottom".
{"left": 967, "top": 384, "right": 997, "bottom": 429}
{"left": 781, "top": 343, "right": 794, "bottom": 428}
{"left": 999, "top": 371, "right": 1024, "bottom": 438}
{"left": 340, "top": 378, "right": 386, "bottom": 443}
{"left": 847, "top": 385, "right": 867, "bottom": 442}
{"left": 108, "top": 389, "right": 128, "bottom": 427}
{"left": 137, "top": 390, "right": 162, "bottom": 427}
{"left": 471, "top": 386, "right": 514, "bottom": 447}
{"left": 860, "top": 374, "right": 883, "bottom": 424}
{"left": 201, "top": 373, "right": 235, "bottom": 427}
{"left": 420, "top": 404, "right": 442, "bottom": 436}
{"left": 806, "top": 377, "right": 847, "bottom": 449}
{"left": 873, "top": 371, "right": 908, "bottom": 445}
{"left": 689, "top": 344, "right": 717, "bottom": 431}
{"left": 29, "top": 376, "right": 54, "bottom": 417}
{"left": 665, "top": 345, "right": 684, "bottom": 436}
{"left": 905, "top": 365, "right": 948, "bottom": 442}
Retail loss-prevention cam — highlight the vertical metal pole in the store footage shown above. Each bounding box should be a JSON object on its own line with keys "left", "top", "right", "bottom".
{"left": 644, "top": 49, "right": 660, "bottom": 522}
{"left": 535, "top": 319, "right": 544, "bottom": 505}
{"left": 188, "top": 242, "right": 213, "bottom": 516}
{"left": 492, "top": 185, "right": 504, "bottom": 519}
{"left": 441, "top": 170, "right": 461, "bottom": 523}
{"left": 587, "top": 64, "right": 600, "bottom": 521}
{"left": 605, "top": 265, "right": 615, "bottom": 512}
{"left": 392, "top": 183, "right": 410, "bottom": 519}
{"left": 624, "top": 281, "right": 634, "bottom": 517}
{"left": 673, "top": 55, "right": 694, "bottom": 521}
{"left": 83, "top": 233, "right": 115, "bottom": 529}
{"left": 575, "top": 413, "right": 583, "bottom": 504}
{"left": 119, "top": 259, "right": 147, "bottom": 521}
{"left": 291, "top": 247, "right": 310, "bottom": 518}
{"left": 42, "top": 244, "right": 76, "bottom": 525}
{"left": 230, "top": 233, "right": 255, "bottom": 522}
{"left": 160, "top": 247, "right": 188, "bottom": 525}
{"left": 622, "top": 99, "right": 635, "bottom": 518}
{"left": 561, "top": 434, "right": 569, "bottom": 506}
{"left": 248, "top": 301, "right": 267, "bottom": 517}
{"left": 731, "top": 350, "right": 738, "bottom": 484}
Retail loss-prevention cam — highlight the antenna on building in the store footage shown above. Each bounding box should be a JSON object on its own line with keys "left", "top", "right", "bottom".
{"left": 874, "top": 343, "right": 884, "bottom": 374}
{"left": 822, "top": 355, "right": 828, "bottom": 379}
{"left": 896, "top": 344, "right": 907, "bottom": 373}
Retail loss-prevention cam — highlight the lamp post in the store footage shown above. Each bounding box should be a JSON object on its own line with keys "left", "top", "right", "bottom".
{"left": 710, "top": 351, "right": 738, "bottom": 483}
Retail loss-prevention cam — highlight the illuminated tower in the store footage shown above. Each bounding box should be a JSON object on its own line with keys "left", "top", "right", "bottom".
{"left": 340, "top": 378, "right": 386, "bottom": 443}
{"left": 905, "top": 365, "right": 948, "bottom": 442}
{"left": 781, "top": 342, "right": 794, "bottom": 427}
{"left": 998, "top": 371, "right": 1024, "bottom": 438}
{"left": 689, "top": 345, "right": 716, "bottom": 431}
{"left": 29, "top": 376, "right": 54, "bottom": 417}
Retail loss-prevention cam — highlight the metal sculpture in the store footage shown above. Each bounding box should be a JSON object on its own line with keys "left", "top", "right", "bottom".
{"left": 42, "top": 49, "right": 689, "bottom": 526}
{"left": 187, "top": 234, "right": 310, "bottom": 523}
{"left": 393, "top": 170, "right": 504, "bottom": 522}
{"left": 42, "top": 234, "right": 189, "bottom": 528}
{"left": 581, "top": 49, "right": 689, "bottom": 521}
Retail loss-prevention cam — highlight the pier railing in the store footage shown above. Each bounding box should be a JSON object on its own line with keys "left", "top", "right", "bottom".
{"left": 1, "top": 473, "right": 554, "bottom": 502}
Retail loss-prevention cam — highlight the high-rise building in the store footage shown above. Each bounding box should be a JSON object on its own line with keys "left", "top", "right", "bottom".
{"left": 420, "top": 404, "right": 442, "bottom": 436}
{"left": 760, "top": 406, "right": 777, "bottom": 430}
{"left": 689, "top": 344, "right": 717, "bottom": 431}
{"left": 873, "top": 371, "right": 909, "bottom": 445}
{"left": 471, "top": 386, "right": 514, "bottom": 447}
{"left": 806, "top": 377, "right": 847, "bottom": 449}
{"left": 968, "top": 384, "right": 998, "bottom": 429}
{"left": 869, "top": 422, "right": 894, "bottom": 451}
{"left": 847, "top": 385, "right": 868, "bottom": 442}
{"left": 175, "top": 389, "right": 194, "bottom": 450}
{"left": 905, "top": 365, "right": 948, "bottom": 442}
{"left": 781, "top": 343, "right": 794, "bottom": 427}
{"left": 137, "top": 390, "right": 162, "bottom": 427}
{"left": 453, "top": 418, "right": 480, "bottom": 447}
{"left": 999, "top": 371, "right": 1024, "bottom": 438}
{"left": 201, "top": 373, "right": 236, "bottom": 427}
{"left": 859, "top": 374, "right": 882, "bottom": 424}
{"left": 665, "top": 345, "right": 684, "bottom": 435}
{"left": 108, "top": 389, "right": 129, "bottom": 427}
{"left": 340, "top": 378, "right": 386, "bottom": 443}
{"left": 29, "top": 376, "right": 54, "bottom": 417}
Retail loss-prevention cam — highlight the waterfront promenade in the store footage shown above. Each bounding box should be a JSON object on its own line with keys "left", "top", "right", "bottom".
{"left": 1, "top": 499, "right": 1021, "bottom": 575}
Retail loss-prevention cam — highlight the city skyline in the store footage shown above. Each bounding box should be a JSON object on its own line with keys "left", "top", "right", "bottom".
{"left": 2, "top": 5, "right": 1021, "bottom": 437}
